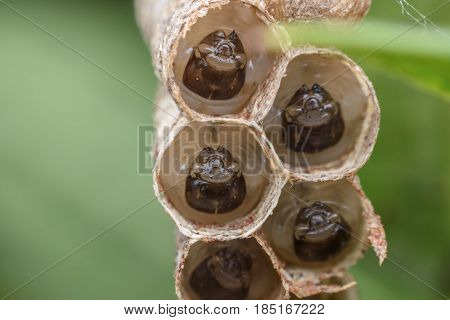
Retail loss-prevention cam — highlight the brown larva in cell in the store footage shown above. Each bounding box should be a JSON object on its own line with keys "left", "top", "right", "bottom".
{"left": 281, "top": 83, "right": 345, "bottom": 154}
{"left": 176, "top": 237, "right": 287, "bottom": 299}
{"left": 183, "top": 30, "right": 247, "bottom": 101}
{"left": 189, "top": 245, "right": 252, "bottom": 299}
{"left": 152, "top": 114, "right": 286, "bottom": 241}
{"left": 135, "top": 0, "right": 285, "bottom": 119}
{"left": 185, "top": 146, "right": 246, "bottom": 214}
{"left": 293, "top": 201, "right": 351, "bottom": 262}
{"left": 262, "top": 48, "right": 380, "bottom": 181}
{"left": 260, "top": 177, "right": 386, "bottom": 297}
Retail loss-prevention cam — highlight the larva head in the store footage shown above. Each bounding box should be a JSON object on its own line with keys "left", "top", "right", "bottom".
{"left": 183, "top": 30, "right": 247, "bottom": 100}
{"left": 186, "top": 146, "right": 246, "bottom": 214}
{"left": 190, "top": 246, "right": 252, "bottom": 299}
{"left": 282, "top": 84, "right": 344, "bottom": 153}
{"left": 284, "top": 84, "right": 340, "bottom": 127}
{"left": 189, "top": 146, "right": 242, "bottom": 183}
{"left": 197, "top": 30, "right": 246, "bottom": 72}
{"left": 293, "top": 201, "right": 351, "bottom": 262}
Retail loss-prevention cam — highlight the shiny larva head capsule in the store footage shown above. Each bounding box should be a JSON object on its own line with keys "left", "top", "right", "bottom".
{"left": 189, "top": 246, "right": 252, "bottom": 300}
{"left": 183, "top": 30, "right": 247, "bottom": 100}
{"left": 282, "top": 84, "right": 344, "bottom": 153}
{"left": 185, "top": 146, "right": 246, "bottom": 213}
{"left": 293, "top": 201, "right": 351, "bottom": 262}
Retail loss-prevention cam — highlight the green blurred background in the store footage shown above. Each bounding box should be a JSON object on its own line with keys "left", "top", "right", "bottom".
{"left": 0, "top": 0, "right": 449, "bottom": 299}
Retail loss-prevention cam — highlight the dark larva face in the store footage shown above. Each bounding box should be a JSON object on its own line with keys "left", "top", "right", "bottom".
{"left": 185, "top": 146, "right": 246, "bottom": 213}
{"left": 281, "top": 84, "right": 344, "bottom": 153}
{"left": 189, "top": 246, "right": 252, "bottom": 300}
{"left": 293, "top": 201, "right": 351, "bottom": 262}
{"left": 183, "top": 30, "right": 247, "bottom": 100}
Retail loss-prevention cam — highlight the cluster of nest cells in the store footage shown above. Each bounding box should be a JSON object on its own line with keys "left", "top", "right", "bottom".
{"left": 135, "top": 0, "right": 385, "bottom": 299}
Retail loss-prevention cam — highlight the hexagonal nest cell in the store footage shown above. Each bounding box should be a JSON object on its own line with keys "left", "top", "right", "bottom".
{"left": 153, "top": 118, "right": 286, "bottom": 240}
{"left": 176, "top": 237, "right": 286, "bottom": 299}
{"left": 263, "top": 48, "right": 379, "bottom": 181}
{"left": 262, "top": 178, "right": 385, "bottom": 274}
{"left": 169, "top": 1, "right": 282, "bottom": 118}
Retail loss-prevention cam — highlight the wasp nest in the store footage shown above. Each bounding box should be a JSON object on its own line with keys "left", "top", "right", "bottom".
{"left": 136, "top": 0, "right": 385, "bottom": 299}
{"left": 290, "top": 273, "right": 359, "bottom": 300}
{"left": 265, "top": 0, "right": 371, "bottom": 22}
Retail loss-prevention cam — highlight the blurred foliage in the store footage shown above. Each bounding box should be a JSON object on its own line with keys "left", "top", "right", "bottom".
{"left": 0, "top": 0, "right": 449, "bottom": 300}
{"left": 367, "top": 54, "right": 450, "bottom": 102}
{"left": 282, "top": 21, "right": 450, "bottom": 100}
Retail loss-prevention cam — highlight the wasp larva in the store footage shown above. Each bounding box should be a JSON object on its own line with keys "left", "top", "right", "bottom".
{"left": 189, "top": 246, "right": 252, "bottom": 300}
{"left": 293, "top": 201, "right": 351, "bottom": 261}
{"left": 282, "top": 84, "right": 344, "bottom": 153}
{"left": 185, "top": 146, "right": 246, "bottom": 213}
{"left": 183, "top": 30, "right": 247, "bottom": 100}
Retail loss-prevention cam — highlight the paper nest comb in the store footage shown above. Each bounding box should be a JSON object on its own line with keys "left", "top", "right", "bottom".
{"left": 135, "top": 0, "right": 386, "bottom": 299}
